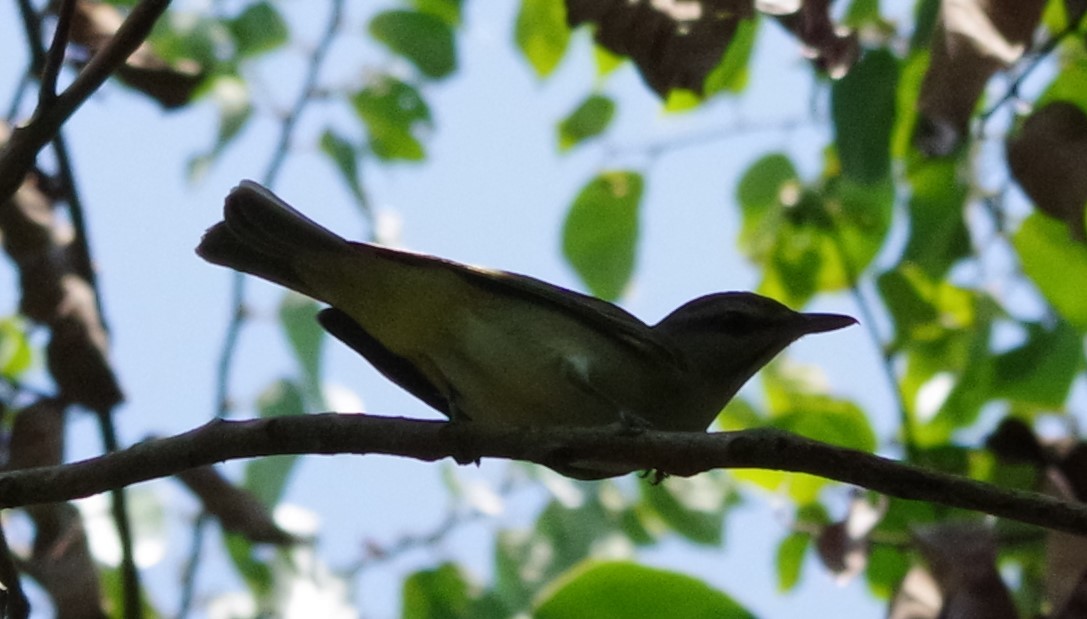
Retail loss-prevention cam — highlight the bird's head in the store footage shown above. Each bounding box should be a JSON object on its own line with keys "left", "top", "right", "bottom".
{"left": 654, "top": 292, "right": 856, "bottom": 403}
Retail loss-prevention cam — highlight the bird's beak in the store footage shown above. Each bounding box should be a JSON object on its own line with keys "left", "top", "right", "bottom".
{"left": 798, "top": 312, "right": 858, "bottom": 335}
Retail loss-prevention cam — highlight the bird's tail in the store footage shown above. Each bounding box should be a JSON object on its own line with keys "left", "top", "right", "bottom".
{"left": 196, "top": 181, "right": 347, "bottom": 299}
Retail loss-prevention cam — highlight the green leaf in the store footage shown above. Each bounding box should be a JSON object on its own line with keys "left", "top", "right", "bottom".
{"left": 225, "top": 533, "right": 273, "bottom": 596}
{"left": 993, "top": 320, "right": 1083, "bottom": 408}
{"left": 352, "top": 76, "right": 432, "bottom": 161}
{"left": 663, "top": 89, "right": 702, "bottom": 113}
{"left": 278, "top": 293, "right": 325, "bottom": 408}
{"left": 771, "top": 398, "right": 877, "bottom": 454}
{"left": 844, "top": 0, "right": 882, "bottom": 25}
{"left": 403, "top": 563, "right": 474, "bottom": 619}
{"left": 916, "top": 314, "right": 996, "bottom": 443}
{"left": 370, "top": 10, "right": 456, "bottom": 79}
{"left": 877, "top": 264, "right": 975, "bottom": 349}
{"left": 639, "top": 474, "right": 730, "bottom": 546}
{"left": 536, "top": 561, "right": 756, "bottom": 619}
{"left": 229, "top": 2, "right": 289, "bottom": 58}
{"left": 864, "top": 544, "right": 910, "bottom": 598}
{"left": 1014, "top": 213, "right": 1087, "bottom": 330}
{"left": 703, "top": 19, "right": 757, "bottom": 96}
{"left": 562, "top": 171, "right": 643, "bottom": 301}
{"left": 557, "top": 94, "right": 615, "bottom": 151}
{"left": 151, "top": 12, "right": 228, "bottom": 70}
{"left": 831, "top": 48, "right": 899, "bottom": 184}
{"left": 319, "top": 129, "right": 368, "bottom": 207}
{"left": 493, "top": 496, "right": 628, "bottom": 612}
{"left": 738, "top": 153, "right": 892, "bottom": 306}
{"left": 909, "top": 0, "right": 941, "bottom": 52}
{"left": 901, "top": 156, "right": 970, "bottom": 277}
{"left": 593, "top": 45, "right": 623, "bottom": 78}
{"left": 515, "top": 0, "right": 570, "bottom": 78}
{"left": 776, "top": 532, "right": 809, "bottom": 592}
{"left": 1040, "top": 55, "right": 1087, "bottom": 112}
{"left": 737, "top": 153, "right": 800, "bottom": 260}
{"left": 244, "top": 379, "right": 306, "bottom": 507}
{"left": 0, "top": 317, "right": 32, "bottom": 378}
{"left": 410, "top": 0, "right": 462, "bottom": 26}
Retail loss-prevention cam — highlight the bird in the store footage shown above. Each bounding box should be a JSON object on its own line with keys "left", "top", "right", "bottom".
{"left": 197, "top": 181, "right": 857, "bottom": 478}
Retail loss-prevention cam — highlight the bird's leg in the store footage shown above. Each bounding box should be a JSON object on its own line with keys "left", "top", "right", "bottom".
{"left": 437, "top": 387, "right": 482, "bottom": 466}
{"left": 444, "top": 389, "right": 472, "bottom": 424}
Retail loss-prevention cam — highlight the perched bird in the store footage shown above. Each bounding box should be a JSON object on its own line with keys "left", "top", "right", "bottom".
{"left": 197, "top": 181, "right": 856, "bottom": 477}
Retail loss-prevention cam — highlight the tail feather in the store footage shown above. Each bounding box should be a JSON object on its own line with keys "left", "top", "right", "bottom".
{"left": 196, "top": 181, "right": 346, "bottom": 299}
{"left": 223, "top": 181, "right": 346, "bottom": 255}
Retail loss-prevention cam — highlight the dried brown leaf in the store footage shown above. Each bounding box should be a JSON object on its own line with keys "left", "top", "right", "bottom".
{"left": 177, "top": 466, "right": 296, "bottom": 545}
{"left": 916, "top": 0, "right": 1046, "bottom": 155}
{"left": 1007, "top": 101, "right": 1087, "bottom": 242}
{"left": 912, "top": 523, "right": 1018, "bottom": 619}
{"left": 567, "top": 0, "right": 754, "bottom": 96}
{"left": 68, "top": 0, "right": 203, "bottom": 108}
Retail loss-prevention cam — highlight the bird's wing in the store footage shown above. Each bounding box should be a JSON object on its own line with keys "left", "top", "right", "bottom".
{"left": 350, "top": 241, "right": 685, "bottom": 369}
{"left": 318, "top": 307, "right": 452, "bottom": 417}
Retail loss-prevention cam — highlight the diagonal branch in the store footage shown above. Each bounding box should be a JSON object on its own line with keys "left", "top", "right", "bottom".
{"left": 1, "top": 414, "right": 1085, "bottom": 536}
{"left": 0, "top": 0, "right": 172, "bottom": 204}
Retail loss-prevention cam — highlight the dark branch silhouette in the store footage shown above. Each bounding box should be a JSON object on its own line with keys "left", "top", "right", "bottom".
{"left": 1, "top": 413, "right": 1085, "bottom": 536}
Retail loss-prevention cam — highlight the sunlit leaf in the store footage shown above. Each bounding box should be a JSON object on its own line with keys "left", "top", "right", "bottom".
{"left": 1014, "top": 213, "right": 1087, "bottom": 330}
{"left": 703, "top": 19, "right": 758, "bottom": 96}
{"left": 370, "top": 10, "right": 456, "bottom": 79}
{"left": 0, "top": 316, "right": 32, "bottom": 378}
{"left": 562, "top": 171, "right": 643, "bottom": 301}
{"left": 515, "top": 0, "right": 569, "bottom": 78}
{"left": 993, "top": 320, "right": 1083, "bottom": 408}
{"left": 403, "top": 563, "right": 474, "bottom": 619}
{"left": 593, "top": 45, "right": 623, "bottom": 77}
{"left": 536, "top": 561, "right": 756, "bottom": 619}
{"left": 776, "top": 532, "right": 809, "bottom": 592}
{"left": 738, "top": 153, "right": 892, "bottom": 306}
{"left": 410, "top": 0, "right": 462, "bottom": 26}
{"left": 663, "top": 89, "right": 702, "bottom": 113}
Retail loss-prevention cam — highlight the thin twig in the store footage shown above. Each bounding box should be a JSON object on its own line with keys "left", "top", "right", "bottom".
{"left": 979, "top": 24, "right": 1080, "bottom": 125}
{"left": 260, "top": 0, "right": 344, "bottom": 185}
{"left": 14, "top": 0, "right": 46, "bottom": 76}
{"left": 0, "top": 0, "right": 173, "bottom": 204}
{"left": 176, "top": 513, "right": 210, "bottom": 619}
{"left": 825, "top": 203, "right": 918, "bottom": 460}
{"left": 52, "top": 133, "right": 105, "bottom": 318}
{"left": 38, "top": 0, "right": 78, "bottom": 107}
{"left": 212, "top": 0, "right": 345, "bottom": 419}
{"left": 98, "top": 410, "right": 143, "bottom": 619}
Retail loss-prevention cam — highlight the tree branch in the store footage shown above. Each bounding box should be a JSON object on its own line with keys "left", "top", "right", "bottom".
{"left": 1, "top": 414, "right": 1085, "bottom": 535}
{"left": 0, "top": 0, "right": 171, "bottom": 204}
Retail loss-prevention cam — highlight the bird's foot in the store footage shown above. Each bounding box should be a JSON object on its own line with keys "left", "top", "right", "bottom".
{"left": 440, "top": 410, "right": 480, "bottom": 467}
{"left": 638, "top": 469, "right": 669, "bottom": 485}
